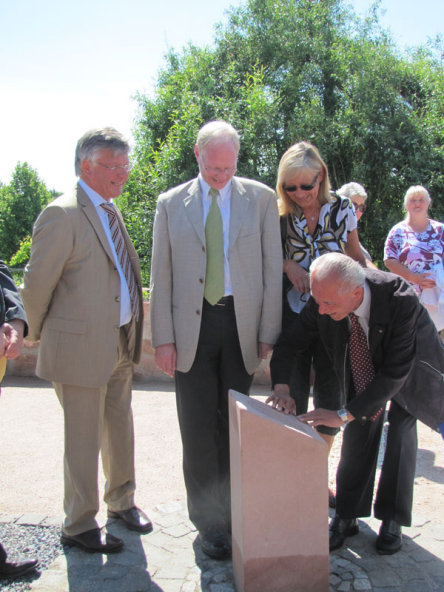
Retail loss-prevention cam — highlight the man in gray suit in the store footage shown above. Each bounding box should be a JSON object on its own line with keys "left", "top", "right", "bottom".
{"left": 150, "top": 120, "right": 282, "bottom": 559}
{"left": 22, "top": 128, "right": 151, "bottom": 554}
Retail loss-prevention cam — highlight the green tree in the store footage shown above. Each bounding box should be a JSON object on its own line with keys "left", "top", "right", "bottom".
{"left": 122, "top": 0, "right": 443, "bottom": 281}
{"left": 0, "top": 162, "right": 52, "bottom": 262}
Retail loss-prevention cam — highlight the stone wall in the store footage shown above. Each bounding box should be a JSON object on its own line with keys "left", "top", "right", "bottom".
{"left": 7, "top": 301, "right": 272, "bottom": 385}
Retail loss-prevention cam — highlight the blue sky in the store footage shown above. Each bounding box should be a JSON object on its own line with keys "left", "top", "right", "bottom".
{"left": 0, "top": 0, "right": 442, "bottom": 196}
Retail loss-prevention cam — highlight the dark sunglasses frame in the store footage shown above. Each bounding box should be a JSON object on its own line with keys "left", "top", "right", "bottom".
{"left": 283, "top": 173, "right": 320, "bottom": 193}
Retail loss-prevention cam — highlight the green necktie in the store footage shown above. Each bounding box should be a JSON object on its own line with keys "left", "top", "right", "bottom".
{"left": 204, "top": 188, "right": 225, "bottom": 305}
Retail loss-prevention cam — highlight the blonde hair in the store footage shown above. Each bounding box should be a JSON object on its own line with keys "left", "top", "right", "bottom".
{"left": 403, "top": 185, "right": 431, "bottom": 209}
{"left": 276, "top": 141, "right": 331, "bottom": 216}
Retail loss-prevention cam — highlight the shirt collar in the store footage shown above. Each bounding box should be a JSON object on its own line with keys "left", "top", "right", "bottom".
{"left": 353, "top": 280, "right": 371, "bottom": 321}
{"left": 198, "top": 174, "right": 232, "bottom": 204}
{"left": 78, "top": 178, "right": 113, "bottom": 207}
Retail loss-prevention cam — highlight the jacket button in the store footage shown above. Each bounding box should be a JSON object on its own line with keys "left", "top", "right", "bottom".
{"left": 199, "top": 278, "right": 204, "bottom": 284}
{"left": 115, "top": 296, "right": 120, "bottom": 302}
{"left": 196, "top": 310, "right": 201, "bottom": 316}
{"left": 362, "top": 416, "right": 367, "bottom": 421}
{"left": 202, "top": 246, "right": 205, "bottom": 252}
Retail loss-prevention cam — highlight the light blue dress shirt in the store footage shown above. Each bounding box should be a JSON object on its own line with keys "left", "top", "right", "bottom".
{"left": 78, "top": 179, "right": 132, "bottom": 326}
{"left": 199, "top": 175, "right": 233, "bottom": 296}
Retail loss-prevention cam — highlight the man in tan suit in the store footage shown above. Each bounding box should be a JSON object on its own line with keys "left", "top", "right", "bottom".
{"left": 22, "top": 128, "right": 152, "bottom": 554}
{"left": 150, "top": 121, "right": 282, "bottom": 559}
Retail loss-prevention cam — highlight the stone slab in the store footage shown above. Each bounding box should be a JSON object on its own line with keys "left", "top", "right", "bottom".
{"left": 229, "top": 390, "right": 329, "bottom": 592}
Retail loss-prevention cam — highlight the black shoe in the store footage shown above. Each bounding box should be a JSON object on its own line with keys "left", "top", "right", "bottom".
{"left": 0, "top": 558, "right": 40, "bottom": 579}
{"left": 328, "top": 488, "right": 336, "bottom": 509}
{"left": 61, "top": 528, "right": 123, "bottom": 554}
{"left": 329, "top": 515, "right": 359, "bottom": 551}
{"left": 199, "top": 526, "right": 231, "bottom": 560}
{"left": 108, "top": 506, "right": 153, "bottom": 534}
{"left": 376, "top": 520, "right": 402, "bottom": 555}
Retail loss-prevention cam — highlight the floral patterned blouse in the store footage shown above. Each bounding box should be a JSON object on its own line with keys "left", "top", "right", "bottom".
{"left": 384, "top": 219, "right": 444, "bottom": 296}
{"left": 284, "top": 193, "right": 357, "bottom": 312}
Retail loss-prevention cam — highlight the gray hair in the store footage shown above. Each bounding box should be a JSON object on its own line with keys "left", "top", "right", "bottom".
{"left": 310, "top": 253, "right": 365, "bottom": 293}
{"left": 196, "top": 120, "right": 240, "bottom": 154}
{"left": 337, "top": 182, "right": 368, "bottom": 202}
{"left": 75, "top": 127, "right": 130, "bottom": 176}
{"left": 403, "top": 185, "right": 431, "bottom": 208}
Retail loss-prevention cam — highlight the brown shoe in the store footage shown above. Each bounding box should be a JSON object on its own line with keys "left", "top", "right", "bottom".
{"left": 0, "top": 558, "right": 39, "bottom": 579}
{"left": 60, "top": 528, "right": 123, "bottom": 553}
{"left": 108, "top": 506, "right": 153, "bottom": 534}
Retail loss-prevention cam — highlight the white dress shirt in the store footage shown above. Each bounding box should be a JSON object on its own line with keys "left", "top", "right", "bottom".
{"left": 352, "top": 280, "right": 371, "bottom": 342}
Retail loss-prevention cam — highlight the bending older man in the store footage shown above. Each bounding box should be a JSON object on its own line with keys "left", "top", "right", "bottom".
{"left": 268, "top": 252, "right": 444, "bottom": 555}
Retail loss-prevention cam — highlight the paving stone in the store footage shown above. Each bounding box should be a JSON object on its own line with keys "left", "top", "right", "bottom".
{"left": 15, "top": 513, "right": 47, "bottom": 525}
{"left": 353, "top": 579, "right": 371, "bottom": 590}
{"left": 162, "top": 523, "right": 193, "bottom": 538}
{"left": 41, "top": 515, "right": 64, "bottom": 527}
{"left": 156, "top": 501, "right": 184, "bottom": 514}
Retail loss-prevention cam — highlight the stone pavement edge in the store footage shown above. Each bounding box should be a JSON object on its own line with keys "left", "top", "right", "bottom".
{"left": 0, "top": 377, "right": 443, "bottom": 591}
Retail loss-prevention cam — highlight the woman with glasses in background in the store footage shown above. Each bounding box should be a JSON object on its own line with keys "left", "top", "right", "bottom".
{"left": 337, "top": 182, "right": 376, "bottom": 267}
{"left": 272, "top": 141, "right": 367, "bottom": 508}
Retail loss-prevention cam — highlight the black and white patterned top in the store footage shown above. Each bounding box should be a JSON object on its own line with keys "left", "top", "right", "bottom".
{"left": 284, "top": 193, "right": 357, "bottom": 312}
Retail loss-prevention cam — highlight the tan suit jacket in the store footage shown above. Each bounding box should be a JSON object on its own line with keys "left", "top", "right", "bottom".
{"left": 150, "top": 176, "right": 282, "bottom": 374}
{"left": 22, "top": 184, "right": 143, "bottom": 388}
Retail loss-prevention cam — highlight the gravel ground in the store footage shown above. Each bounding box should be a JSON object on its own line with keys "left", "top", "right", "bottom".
{"left": 0, "top": 524, "right": 62, "bottom": 591}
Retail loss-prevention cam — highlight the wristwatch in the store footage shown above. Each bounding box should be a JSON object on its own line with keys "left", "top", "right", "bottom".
{"left": 337, "top": 408, "right": 349, "bottom": 425}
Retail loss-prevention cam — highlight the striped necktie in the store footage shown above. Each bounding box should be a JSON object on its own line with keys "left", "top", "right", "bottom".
{"left": 100, "top": 202, "right": 139, "bottom": 320}
{"left": 349, "top": 312, "right": 382, "bottom": 421}
{"left": 204, "top": 188, "right": 225, "bottom": 305}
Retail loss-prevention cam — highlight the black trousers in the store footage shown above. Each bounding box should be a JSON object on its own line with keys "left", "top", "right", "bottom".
{"left": 284, "top": 301, "right": 341, "bottom": 436}
{"left": 0, "top": 542, "right": 6, "bottom": 564}
{"left": 175, "top": 298, "right": 253, "bottom": 532}
{"left": 336, "top": 399, "right": 417, "bottom": 526}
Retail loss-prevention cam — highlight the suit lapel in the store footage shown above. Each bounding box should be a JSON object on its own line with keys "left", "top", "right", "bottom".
{"left": 229, "top": 177, "right": 250, "bottom": 247}
{"left": 183, "top": 178, "right": 205, "bottom": 245}
{"left": 77, "top": 185, "right": 115, "bottom": 263}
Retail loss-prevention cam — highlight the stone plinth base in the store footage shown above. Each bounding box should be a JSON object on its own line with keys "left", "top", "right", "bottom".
{"left": 229, "top": 390, "right": 329, "bottom": 592}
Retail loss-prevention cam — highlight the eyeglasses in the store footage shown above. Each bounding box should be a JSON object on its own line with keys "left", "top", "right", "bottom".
{"left": 202, "top": 163, "right": 237, "bottom": 176}
{"left": 352, "top": 203, "right": 367, "bottom": 213}
{"left": 95, "top": 162, "right": 132, "bottom": 172}
{"left": 283, "top": 173, "right": 320, "bottom": 193}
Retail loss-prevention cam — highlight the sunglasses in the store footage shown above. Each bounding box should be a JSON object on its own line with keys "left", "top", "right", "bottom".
{"left": 352, "top": 203, "right": 367, "bottom": 213}
{"left": 283, "top": 173, "right": 320, "bottom": 193}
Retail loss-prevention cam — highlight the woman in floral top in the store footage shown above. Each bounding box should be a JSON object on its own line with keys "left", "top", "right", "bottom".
{"left": 384, "top": 186, "right": 444, "bottom": 296}
{"left": 384, "top": 185, "right": 444, "bottom": 332}
{"left": 274, "top": 141, "right": 367, "bottom": 507}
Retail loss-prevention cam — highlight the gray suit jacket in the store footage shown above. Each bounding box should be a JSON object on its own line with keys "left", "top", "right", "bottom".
{"left": 150, "top": 176, "right": 282, "bottom": 374}
{"left": 22, "top": 184, "right": 143, "bottom": 388}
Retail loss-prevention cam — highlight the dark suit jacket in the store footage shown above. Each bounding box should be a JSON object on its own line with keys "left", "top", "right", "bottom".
{"left": 270, "top": 268, "right": 444, "bottom": 431}
{"left": 0, "top": 261, "right": 27, "bottom": 332}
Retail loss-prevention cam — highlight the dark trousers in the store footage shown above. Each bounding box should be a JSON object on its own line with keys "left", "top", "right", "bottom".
{"left": 0, "top": 543, "right": 6, "bottom": 565}
{"left": 336, "top": 399, "right": 417, "bottom": 526}
{"left": 284, "top": 302, "right": 341, "bottom": 435}
{"left": 175, "top": 298, "right": 253, "bottom": 532}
